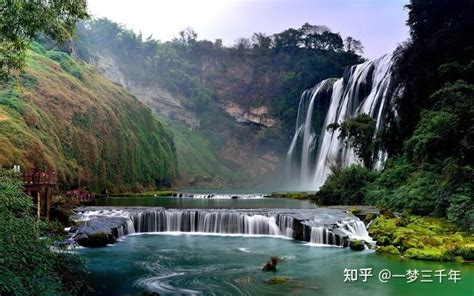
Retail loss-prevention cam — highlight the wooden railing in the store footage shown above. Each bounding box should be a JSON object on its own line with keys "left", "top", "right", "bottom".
{"left": 21, "top": 171, "right": 57, "bottom": 185}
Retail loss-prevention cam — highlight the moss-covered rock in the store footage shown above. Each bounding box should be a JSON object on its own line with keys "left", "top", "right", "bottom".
{"left": 377, "top": 245, "right": 400, "bottom": 255}
{"left": 369, "top": 214, "right": 474, "bottom": 262}
{"left": 264, "top": 276, "right": 290, "bottom": 284}
{"left": 404, "top": 247, "right": 451, "bottom": 261}
{"left": 349, "top": 240, "right": 365, "bottom": 251}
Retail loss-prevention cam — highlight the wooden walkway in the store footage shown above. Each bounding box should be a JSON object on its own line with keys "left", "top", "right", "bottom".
{"left": 22, "top": 171, "right": 57, "bottom": 220}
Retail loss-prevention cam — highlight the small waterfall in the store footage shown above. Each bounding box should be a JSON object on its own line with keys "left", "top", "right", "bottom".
{"left": 310, "top": 227, "right": 324, "bottom": 244}
{"left": 131, "top": 210, "right": 292, "bottom": 236}
{"left": 337, "top": 220, "right": 374, "bottom": 244}
{"left": 73, "top": 207, "right": 373, "bottom": 248}
{"left": 284, "top": 54, "right": 395, "bottom": 190}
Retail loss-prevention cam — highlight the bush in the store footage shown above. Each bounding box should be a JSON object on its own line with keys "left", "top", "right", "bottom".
{"left": 315, "top": 165, "right": 377, "bottom": 205}
{"left": 0, "top": 169, "right": 89, "bottom": 295}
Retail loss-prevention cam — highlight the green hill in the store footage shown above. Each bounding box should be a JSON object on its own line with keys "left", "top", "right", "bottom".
{"left": 0, "top": 42, "right": 176, "bottom": 192}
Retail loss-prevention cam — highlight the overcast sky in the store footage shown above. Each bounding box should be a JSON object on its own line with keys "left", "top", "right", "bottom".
{"left": 87, "top": 0, "right": 409, "bottom": 59}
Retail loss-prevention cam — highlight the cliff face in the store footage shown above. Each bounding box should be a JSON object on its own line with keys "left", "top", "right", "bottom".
{"left": 83, "top": 49, "right": 285, "bottom": 187}
{"left": 72, "top": 20, "right": 362, "bottom": 188}
{"left": 0, "top": 43, "right": 177, "bottom": 192}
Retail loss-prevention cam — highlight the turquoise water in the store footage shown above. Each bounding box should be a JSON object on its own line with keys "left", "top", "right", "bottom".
{"left": 80, "top": 234, "right": 474, "bottom": 295}
{"left": 93, "top": 196, "right": 316, "bottom": 209}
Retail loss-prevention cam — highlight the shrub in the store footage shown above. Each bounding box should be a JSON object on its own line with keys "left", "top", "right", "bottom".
{"left": 315, "top": 164, "right": 377, "bottom": 205}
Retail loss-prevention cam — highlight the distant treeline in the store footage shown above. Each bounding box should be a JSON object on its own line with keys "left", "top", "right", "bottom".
{"left": 74, "top": 19, "right": 363, "bottom": 135}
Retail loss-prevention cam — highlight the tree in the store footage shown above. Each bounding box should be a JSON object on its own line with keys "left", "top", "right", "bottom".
{"left": 344, "top": 37, "right": 364, "bottom": 54}
{"left": 318, "top": 31, "right": 344, "bottom": 51}
{"left": 234, "top": 37, "right": 251, "bottom": 50}
{"left": 214, "top": 38, "right": 223, "bottom": 49}
{"left": 299, "top": 23, "right": 330, "bottom": 48}
{"left": 0, "top": 0, "right": 88, "bottom": 78}
{"left": 273, "top": 28, "right": 302, "bottom": 49}
{"left": 315, "top": 164, "right": 377, "bottom": 205}
{"left": 251, "top": 32, "right": 272, "bottom": 50}
{"left": 0, "top": 169, "right": 90, "bottom": 294}
{"left": 328, "top": 113, "right": 379, "bottom": 168}
{"left": 175, "top": 27, "right": 198, "bottom": 47}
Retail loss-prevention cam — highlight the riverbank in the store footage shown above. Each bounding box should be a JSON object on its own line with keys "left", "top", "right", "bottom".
{"left": 369, "top": 214, "right": 474, "bottom": 263}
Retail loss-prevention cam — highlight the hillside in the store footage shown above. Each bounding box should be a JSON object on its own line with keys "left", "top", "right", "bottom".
{"left": 0, "top": 42, "right": 177, "bottom": 192}
{"left": 73, "top": 19, "right": 362, "bottom": 187}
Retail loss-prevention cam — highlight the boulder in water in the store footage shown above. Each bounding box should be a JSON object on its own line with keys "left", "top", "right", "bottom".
{"left": 265, "top": 276, "right": 289, "bottom": 284}
{"left": 262, "top": 256, "right": 279, "bottom": 272}
{"left": 74, "top": 232, "right": 114, "bottom": 247}
{"left": 349, "top": 240, "right": 365, "bottom": 251}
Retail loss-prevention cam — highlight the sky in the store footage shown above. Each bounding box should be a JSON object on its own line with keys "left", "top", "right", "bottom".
{"left": 87, "top": 0, "right": 410, "bottom": 59}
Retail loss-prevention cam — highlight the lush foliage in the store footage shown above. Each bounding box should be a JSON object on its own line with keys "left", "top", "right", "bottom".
{"left": 0, "top": 0, "right": 88, "bottom": 78}
{"left": 328, "top": 114, "right": 379, "bottom": 168}
{"left": 315, "top": 165, "right": 377, "bottom": 205}
{"left": 0, "top": 168, "right": 89, "bottom": 295}
{"left": 317, "top": 0, "right": 473, "bottom": 230}
{"left": 73, "top": 19, "right": 363, "bottom": 185}
{"left": 0, "top": 42, "right": 177, "bottom": 192}
{"left": 369, "top": 214, "right": 474, "bottom": 262}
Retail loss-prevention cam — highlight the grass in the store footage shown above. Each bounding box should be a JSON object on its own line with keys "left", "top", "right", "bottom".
{"left": 0, "top": 43, "right": 177, "bottom": 193}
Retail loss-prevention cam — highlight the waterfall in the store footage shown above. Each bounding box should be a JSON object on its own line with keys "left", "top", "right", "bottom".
{"left": 310, "top": 227, "right": 324, "bottom": 244}
{"left": 73, "top": 207, "right": 374, "bottom": 248}
{"left": 284, "top": 54, "right": 395, "bottom": 190}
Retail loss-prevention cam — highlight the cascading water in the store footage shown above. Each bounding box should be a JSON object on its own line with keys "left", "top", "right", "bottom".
{"left": 72, "top": 207, "right": 373, "bottom": 248}
{"left": 131, "top": 210, "right": 291, "bottom": 236}
{"left": 284, "top": 54, "right": 395, "bottom": 190}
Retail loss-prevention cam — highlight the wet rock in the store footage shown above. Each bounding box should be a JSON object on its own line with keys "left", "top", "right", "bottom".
{"left": 74, "top": 232, "right": 114, "bottom": 247}
{"left": 262, "top": 256, "right": 279, "bottom": 272}
{"left": 349, "top": 240, "right": 365, "bottom": 251}
{"left": 72, "top": 216, "right": 129, "bottom": 247}
{"left": 377, "top": 245, "right": 400, "bottom": 255}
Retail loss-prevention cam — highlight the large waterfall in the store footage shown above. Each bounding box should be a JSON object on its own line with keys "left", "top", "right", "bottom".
{"left": 284, "top": 54, "right": 395, "bottom": 190}
{"left": 72, "top": 207, "right": 373, "bottom": 248}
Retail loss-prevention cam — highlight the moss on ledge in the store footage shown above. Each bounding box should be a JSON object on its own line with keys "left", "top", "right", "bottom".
{"left": 369, "top": 214, "right": 473, "bottom": 262}
{"left": 269, "top": 192, "right": 317, "bottom": 200}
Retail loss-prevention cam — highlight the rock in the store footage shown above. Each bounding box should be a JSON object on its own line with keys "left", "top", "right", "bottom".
{"left": 72, "top": 215, "right": 130, "bottom": 247}
{"left": 457, "top": 244, "right": 474, "bottom": 260}
{"left": 265, "top": 276, "right": 290, "bottom": 284}
{"left": 262, "top": 256, "right": 279, "bottom": 272}
{"left": 376, "top": 245, "right": 400, "bottom": 255}
{"left": 349, "top": 240, "right": 365, "bottom": 251}
{"left": 74, "top": 232, "right": 114, "bottom": 247}
{"left": 404, "top": 247, "right": 451, "bottom": 261}
{"left": 376, "top": 235, "right": 392, "bottom": 246}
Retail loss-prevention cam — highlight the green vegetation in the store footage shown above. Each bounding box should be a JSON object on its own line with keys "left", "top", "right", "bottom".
{"left": 315, "top": 165, "right": 377, "bottom": 205}
{"left": 0, "top": 168, "right": 90, "bottom": 294}
{"left": 269, "top": 192, "right": 316, "bottom": 200}
{"left": 0, "top": 42, "right": 177, "bottom": 192}
{"left": 172, "top": 122, "right": 245, "bottom": 187}
{"left": 328, "top": 114, "right": 379, "bottom": 168}
{"left": 315, "top": 0, "right": 473, "bottom": 231}
{"left": 72, "top": 19, "right": 363, "bottom": 186}
{"left": 0, "top": 0, "right": 88, "bottom": 78}
{"left": 369, "top": 214, "right": 474, "bottom": 262}
{"left": 349, "top": 240, "right": 365, "bottom": 251}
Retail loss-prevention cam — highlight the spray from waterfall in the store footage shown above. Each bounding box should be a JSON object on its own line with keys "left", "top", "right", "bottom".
{"left": 284, "top": 54, "right": 395, "bottom": 190}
